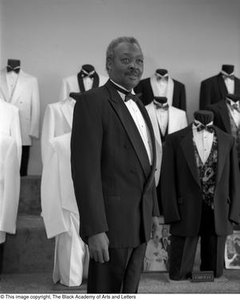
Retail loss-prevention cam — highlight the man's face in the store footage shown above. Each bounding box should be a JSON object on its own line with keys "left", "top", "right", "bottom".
{"left": 107, "top": 42, "right": 143, "bottom": 90}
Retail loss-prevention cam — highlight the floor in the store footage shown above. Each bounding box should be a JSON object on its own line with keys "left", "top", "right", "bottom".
{"left": 1, "top": 269, "right": 240, "bottom": 294}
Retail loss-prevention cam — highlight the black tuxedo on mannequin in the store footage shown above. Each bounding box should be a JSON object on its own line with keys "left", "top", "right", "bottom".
{"left": 199, "top": 65, "right": 240, "bottom": 109}
{"left": 134, "top": 69, "right": 186, "bottom": 110}
{"left": 160, "top": 111, "right": 240, "bottom": 280}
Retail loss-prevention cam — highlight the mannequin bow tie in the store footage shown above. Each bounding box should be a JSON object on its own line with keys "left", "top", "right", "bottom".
{"left": 227, "top": 100, "right": 240, "bottom": 112}
{"left": 194, "top": 122, "right": 214, "bottom": 133}
{"left": 154, "top": 101, "right": 169, "bottom": 110}
{"left": 7, "top": 65, "right": 20, "bottom": 73}
{"left": 222, "top": 74, "right": 234, "bottom": 80}
{"left": 80, "top": 69, "right": 95, "bottom": 79}
{"left": 156, "top": 74, "right": 168, "bottom": 81}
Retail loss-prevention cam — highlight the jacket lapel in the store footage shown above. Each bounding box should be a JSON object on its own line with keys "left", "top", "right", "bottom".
{"left": 59, "top": 99, "right": 74, "bottom": 128}
{"left": 218, "top": 100, "right": 232, "bottom": 133}
{"left": 106, "top": 81, "right": 151, "bottom": 178}
{"left": 0, "top": 69, "right": 10, "bottom": 101}
{"left": 215, "top": 127, "right": 230, "bottom": 184}
{"left": 10, "top": 70, "right": 25, "bottom": 105}
{"left": 217, "top": 73, "right": 228, "bottom": 97}
{"left": 180, "top": 126, "right": 201, "bottom": 187}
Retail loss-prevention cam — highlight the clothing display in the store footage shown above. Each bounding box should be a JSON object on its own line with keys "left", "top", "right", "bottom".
{"left": 59, "top": 64, "right": 108, "bottom": 101}
{"left": 41, "top": 133, "right": 89, "bottom": 287}
{"left": 199, "top": 65, "right": 240, "bottom": 110}
{"left": 160, "top": 110, "right": 240, "bottom": 280}
{"left": 41, "top": 96, "right": 75, "bottom": 164}
{"left": 0, "top": 134, "right": 20, "bottom": 244}
{"left": 134, "top": 69, "right": 186, "bottom": 110}
{"left": 145, "top": 97, "right": 188, "bottom": 205}
{"left": 0, "top": 59, "right": 40, "bottom": 175}
{"left": 0, "top": 98, "right": 22, "bottom": 165}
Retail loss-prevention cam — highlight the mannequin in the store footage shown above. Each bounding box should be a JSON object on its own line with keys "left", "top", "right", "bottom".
{"left": 7, "top": 59, "right": 21, "bottom": 73}
{"left": 156, "top": 69, "right": 168, "bottom": 77}
{"left": 194, "top": 110, "right": 214, "bottom": 125}
{"left": 160, "top": 110, "right": 240, "bottom": 280}
{"left": 134, "top": 68, "right": 186, "bottom": 110}
{"left": 222, "top": 64, "right": 234, "bottom": 75}
{"left": 199, "top": 64, "right": 240, "bottom": 109}
{"left": 226, "top": 93, "right": 240, "bottom": 103}
{"left": 0, "top": 59, "right": 40, "bottom": 176}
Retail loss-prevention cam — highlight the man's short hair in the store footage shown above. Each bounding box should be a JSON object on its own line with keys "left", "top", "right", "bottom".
{"left": 106, "top": 36, "right": 142, "bottom": 73}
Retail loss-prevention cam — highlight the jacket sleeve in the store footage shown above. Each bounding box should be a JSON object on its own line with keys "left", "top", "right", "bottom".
{"left": 29, "top": 77, "right": 40, "bottom": 139}
{"left": 71, "top": 94, "right": 108, "bottom": 243}
{"left": 41, "top": 105, "right": 55, "bottom": 164}
{"left": 229, "top": 138, "right": 240, "bottom": 224}
{"left": 160, "top": 136, "right": 181, "bottom": 223}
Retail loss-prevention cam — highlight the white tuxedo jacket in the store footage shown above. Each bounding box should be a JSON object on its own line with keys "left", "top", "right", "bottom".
{"left": 41, "top": 133, "right": 88, "bottom": 286}
{"left": 146, "top": 102, "right": 188, "bottom": 185}
{"left": 41, "top": 97, "right": 75, "bottom": 164}
{"left": 59, "top": 73, "right": 108, "bottom": 101}
{"left": 0, "top": 134, "right": 20, "bottom": 241}
{"left": 0, "top": 98, "right": 22, "bottom": 165}
{"left": 0, "top": 68, "right": 40, "bottom": 145}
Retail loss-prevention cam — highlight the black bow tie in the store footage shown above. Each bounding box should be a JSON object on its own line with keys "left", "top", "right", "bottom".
{"left": 154, "top": 101, "right": 169, "bottom": 110}
{"left": 156, "top": 74, "right": 168, "bottom": 81}
{"left": 7, "top": 65, "right": 20, "bottom": 73}
{"left": 222, "top": 74, "right": 234, "bottom": 80}
{"left": 80, "top": 69, "right": 95, "bottom": 79}
{"left": 227, "top": 100, "right": 240, "bottom": 112}
{"left": 110, "top": 81, "right": 139, "bottom": 102}
{"left": 194, "top": 122, "right": 214, "bottom": 133}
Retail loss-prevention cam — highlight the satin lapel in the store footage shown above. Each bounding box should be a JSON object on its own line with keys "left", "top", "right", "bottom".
{"left": 234, "top": 77, "right": 240, "bottom": 94}
{"left": 168, "top": 107, "right": 175, "bottom": 133}
{"left": 0, "top": 70, "right": 10, "bottom": 101}
{"left": 180, "top": 126, "right": 201, "bottom": 187}
{"left": 77, "top": 72, "right": 85, "bottom": 93}
{"left": 215, "top": 127, "right": 229, "bottom": 184}
{"left": 10, "top": 70, "right": 25, "bottom": 105}
{"left": 217, "top": 73, "right": 228, "bottom": 97}
{"left": 92, "top": 72, "right": 100, "bottom": 88}
{"left": 219, "top": 101, "right": 232, "bottom": 134}
{"left": 150, "top": 75, "right": 159, "bottom": 97}
{"left": 59, "top": 100, "right": 74, "bottom": 129}
{"left": 106, "top": 82, "right": 151, "bottom": 177}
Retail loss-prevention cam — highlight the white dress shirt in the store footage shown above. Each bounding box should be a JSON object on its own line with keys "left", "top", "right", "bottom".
{"left": 154, "top": 101, "right": 169, "bottom": 136}
{"left": 111, "top": 80, "right": 153, "bottom": 165}
{"left": 226, "top": 98, "right": 240, "bottom": 127}
{"left": 6, "top": 71, "right": 19, "bottom": 97}
{"left": 222, "top": 71, "right": 234, "bottom": 94}
{"left": 83, "top": 76, "right": 94, "bottom": 91}
{"left": 192, "top": 121, "right": 214, "bottom": 164}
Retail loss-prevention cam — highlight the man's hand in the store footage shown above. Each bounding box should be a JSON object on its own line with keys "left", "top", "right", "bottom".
{"left": 88, "top": 232, "right": 110, "bottom": 263}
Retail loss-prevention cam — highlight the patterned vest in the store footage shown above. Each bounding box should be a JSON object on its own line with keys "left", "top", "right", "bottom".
{"left": 228, "top": 111, "right": 240, "bottom": 163}
{"left": 193, "top": 133, "right": 218, "bottom": 208}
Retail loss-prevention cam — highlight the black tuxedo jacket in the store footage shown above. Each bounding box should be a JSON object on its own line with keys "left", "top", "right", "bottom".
{"left": 134, "top": 77, "right": 186, "bottom": 110}
{"left": 199, "top": 73, "right": 240, "bottom": 110}
{"left": 71, "top": 80, "right": 159, "bottom": 248}
{"left": 160, "top": 125, "right": 240, "bottom": 237}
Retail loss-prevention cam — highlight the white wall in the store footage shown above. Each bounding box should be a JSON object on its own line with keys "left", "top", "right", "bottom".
{"left": 1, "top": 0, "right": 240, "bottom": 175}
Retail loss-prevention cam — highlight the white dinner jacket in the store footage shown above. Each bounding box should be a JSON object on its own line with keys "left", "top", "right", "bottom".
{"left": 0, "top": 68, "right": 40, "bottom": 145}
{"left": 146, "top": 102, "right": 188, "bottom": 185}
{"left": 41, "top": 97, "right": 75, "bottom": 164}
{"left": 0, "top": 134, "right": 20, "bottom": 236}
{"left": 41, "top": 133, "right": 79, "bottom": 238}
{"left": 0, "top": 98, "right": 22, "bottom": 165}
{"left": 59, "top": 73, "right": 108, "bottom": 101}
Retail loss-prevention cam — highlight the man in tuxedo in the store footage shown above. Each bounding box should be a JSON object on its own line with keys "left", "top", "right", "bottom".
{"left": 71, "top": 36, "right": 160, "bottom": 293}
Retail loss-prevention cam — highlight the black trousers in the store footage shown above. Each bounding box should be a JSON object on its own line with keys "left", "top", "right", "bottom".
{"left": 87, "top": 243, "right": 147, "bottom": 293}
{"left": 169, "top": 202, "right": 226, "bottom": 280}
{"left": 20, "top": 146, "right": 30, "bottom": 176}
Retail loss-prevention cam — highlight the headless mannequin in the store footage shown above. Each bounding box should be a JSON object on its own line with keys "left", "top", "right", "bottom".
{"left": 194, "top": 110, "right": 214, "bottom": 125}
{"left": 156, "top": 69, "right": 168, "bottom": 77}
{"left": 226, "top": 93, "right": 240, "bottom": 103}
{"left": 77, "top": 64, "right": 99, "bottom": 92}
{"left": 154, "top": 96, "right": 168, "bottom": 104}
{"left": 222, "top": 64, "right": 234, "bottom": 75}
{"left": 7, "top": 59, "right": 21, "bottom": 72}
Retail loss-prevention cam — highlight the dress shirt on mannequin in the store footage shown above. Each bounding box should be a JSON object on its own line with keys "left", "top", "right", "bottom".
{"left": 59, "top": 64, "right": 108, "bottom": 101}
{"left": 134, "top": 69, "right": 186, "bottom": 110}
{"left": 0, "top": 59, "right": 40, "bottom": 176}
{"left": 199, "top": 65, "right": 240, "bottom": 110}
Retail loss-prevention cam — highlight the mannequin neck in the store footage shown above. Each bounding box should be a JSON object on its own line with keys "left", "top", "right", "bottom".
{"left": 226, "top": 93, "right": 240, "bottom": 103}
{"left": 154, "top": 96, "right": 167, "bottom": 104}
{"left": 156, "top": 69, "right": 168, "bottom": 76}
{"left": 81, "top": 64, "right": 95, "bottom": 73}
{"left": 222, "top": 64, "right": 234, "bottom": 75}
{"left": 7, "top": 59, "right": 21, "bottom": 69}
{"left": 194, "top": 110, "right": 213, "bottom": 125}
